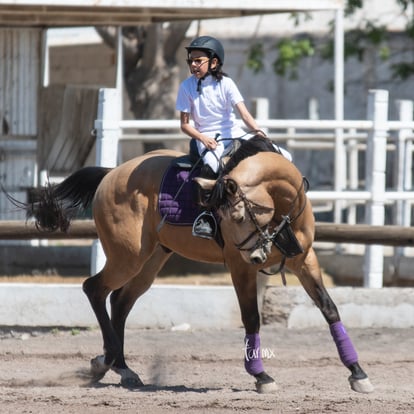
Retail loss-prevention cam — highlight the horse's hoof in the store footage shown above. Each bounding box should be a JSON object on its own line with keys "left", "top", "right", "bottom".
{"left": 90, "top": 355, "right": 111, "bottom": 382}
{"left": 120, "top": 376, "right": 144, "bottom": 389}
{"left": 349, "top": 376, "right": 374, "bottom": 393}
{"left": 256, "top": 380, "right": 278, "bottom": 394}
{"left": 255, "top": 372, "right": 278, "bottom": 394}
{"left": 112, "top": 367, "right": 144, "bottom": 389}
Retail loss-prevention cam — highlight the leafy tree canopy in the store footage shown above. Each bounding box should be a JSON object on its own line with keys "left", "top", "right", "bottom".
{"left": 246, "top": 0, "right": 414, "bottom": 81}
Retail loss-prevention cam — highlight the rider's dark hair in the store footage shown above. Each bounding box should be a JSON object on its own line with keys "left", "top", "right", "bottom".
{"left": 211, "top": 65, "right": 227, "bottom": 81}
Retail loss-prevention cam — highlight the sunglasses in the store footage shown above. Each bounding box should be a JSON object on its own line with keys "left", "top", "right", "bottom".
{"left": 186, "top": 57, "right": 210, "bottom": 66}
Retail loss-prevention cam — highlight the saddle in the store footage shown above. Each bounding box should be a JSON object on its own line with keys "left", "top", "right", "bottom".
{"left": 158, "top": 139, "right": 233, "bottom": 246}
{"left": 158, "top": 165, "right": 202, "bottom": 226}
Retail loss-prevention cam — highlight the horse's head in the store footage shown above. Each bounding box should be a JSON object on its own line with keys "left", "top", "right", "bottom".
{"left": 194, "top": 148, "right": 310, "bottom": 266}
{"left": 195, "top": 175, "right": 276, "bottom": 265}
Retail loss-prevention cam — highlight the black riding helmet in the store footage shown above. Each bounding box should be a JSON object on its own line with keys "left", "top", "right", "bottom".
{"left": 186, "top": 36, "right": 225, "bottom": 64}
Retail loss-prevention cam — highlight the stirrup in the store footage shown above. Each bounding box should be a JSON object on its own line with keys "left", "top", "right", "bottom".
{"left": 192, "top": 211, "right": 217, "bottom": 240}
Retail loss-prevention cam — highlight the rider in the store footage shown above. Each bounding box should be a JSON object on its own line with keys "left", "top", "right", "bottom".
{"left": 176, "top": 35, "right": 291, "bottom": 239}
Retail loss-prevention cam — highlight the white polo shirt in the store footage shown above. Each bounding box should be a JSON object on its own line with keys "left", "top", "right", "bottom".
{"left": 176, "top": 74, "right": 245, "bottom": 140}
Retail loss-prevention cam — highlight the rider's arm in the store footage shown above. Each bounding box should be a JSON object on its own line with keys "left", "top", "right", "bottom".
{"left": 180, "top": 112, "right": 217, "bottom": 150}
{"left": 235, "top": 102, "right": 265, "bottom": 136}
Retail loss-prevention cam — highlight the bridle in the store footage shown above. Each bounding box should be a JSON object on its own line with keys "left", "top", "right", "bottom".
{"left": 233, "top": 192, "right": 274, "bottom": 253}
{"left": 232, "top": 177, "right": 308, "bottom": 254}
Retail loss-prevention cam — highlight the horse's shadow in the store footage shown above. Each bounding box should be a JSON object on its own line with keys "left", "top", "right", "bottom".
{"left": 133, "top": 384, "right": 216, "bottom": 393}
{"left": 72, "top": 367, "right": 217, "bottom": 393}
{"left": 139, "top": 384, "right": 247, "bottom": 393}
{"left": 88, "top": 381, "right": 223, "bottom": 394}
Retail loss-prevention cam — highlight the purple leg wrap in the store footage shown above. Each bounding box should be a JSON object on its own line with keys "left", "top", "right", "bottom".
{"left": 330, "top": 321, "right": 358, "bottom": 367}
{"left": 244, "top": 333, "right": 264, "bottom": 375}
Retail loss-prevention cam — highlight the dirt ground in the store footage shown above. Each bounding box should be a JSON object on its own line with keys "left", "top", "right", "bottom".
{"left": 0, "top": 325, "right": 412, "bottom": 414}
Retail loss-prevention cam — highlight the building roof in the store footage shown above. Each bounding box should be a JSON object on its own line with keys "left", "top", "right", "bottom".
{"left": 0, "top": 0, "right": 343, "bottom": 27}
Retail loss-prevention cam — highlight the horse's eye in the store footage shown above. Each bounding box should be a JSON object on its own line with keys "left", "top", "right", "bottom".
{"left": 231, "top": 214, "right": 244, "bottom": 224}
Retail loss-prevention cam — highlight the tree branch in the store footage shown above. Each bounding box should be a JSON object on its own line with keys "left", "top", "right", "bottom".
{"left": 163, "top": 21, "right": 192, "bottom": 64}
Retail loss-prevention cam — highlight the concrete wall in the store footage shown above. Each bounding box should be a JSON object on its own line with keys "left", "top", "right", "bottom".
{"left": 48, "top": 33, "right": 414, "bottom": 122}
{"left": 0, "top": 283, "right": 241, "bottom": 329}
{"left": 262, "top": 286, "right": 414, "bottom": 329}
{"left": 0, "top": 283, "right": 412, "bottom": 329}
{"left": 1, "top": 245, "right": 413, "bottom": 287}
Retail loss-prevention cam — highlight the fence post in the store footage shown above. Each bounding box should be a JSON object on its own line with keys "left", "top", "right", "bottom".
{"left": 251, "top": 98, "right": 269, "bottom": 135}
{"left": 90, "top": 88, "right": 121, "bottom": 275}
{"left": 363, "top": 89, "right": 389, "bottom": 288}
{"left": 395, "top": 100, "right": 413, "bottom": 246}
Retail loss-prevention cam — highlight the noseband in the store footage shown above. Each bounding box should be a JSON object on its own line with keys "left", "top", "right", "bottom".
{"left": 233, "top": 192, "right": 274, "bottom": 252}
{"left": 233, "top": 177, "right": 308, "bottom": 255}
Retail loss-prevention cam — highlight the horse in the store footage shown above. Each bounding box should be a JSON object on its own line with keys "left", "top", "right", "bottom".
{"left": 21, "top": 136, "right": 373, "bottom": 394}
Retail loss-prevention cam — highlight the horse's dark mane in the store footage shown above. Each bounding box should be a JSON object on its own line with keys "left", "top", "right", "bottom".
{"left": 222, "top": 135, "right": 276, "bottom": 175}
{"left": 205, "top": 135, "right": 276, "bottom": 209}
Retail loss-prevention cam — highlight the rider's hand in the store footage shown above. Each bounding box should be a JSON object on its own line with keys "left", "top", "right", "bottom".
{"left": 200, "top": 135, "right": 218, "bottom": 150}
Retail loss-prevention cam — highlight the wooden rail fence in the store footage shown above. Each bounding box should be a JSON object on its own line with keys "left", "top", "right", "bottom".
{"left": 0, "top": 220, "right": 413, "bottom": 246}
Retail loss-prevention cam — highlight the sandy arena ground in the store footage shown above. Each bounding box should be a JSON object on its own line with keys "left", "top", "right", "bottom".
{"left": 0, "top": 324, "right": 412, "bottom": 413}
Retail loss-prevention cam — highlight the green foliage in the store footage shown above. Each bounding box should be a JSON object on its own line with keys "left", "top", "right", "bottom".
{"left": 391, "top": 62, "right": 414, "bottom": 80}
{"left": 379, "top": 45, "right": 390, "bottom": 60}
{"left": 246, "top": 0, "right": 414, "bottom": 82}
{"left": 365, "top": 22, "right": 387, "bottom": 44}
{"left": 344, "top": 31, "right": 365, "bottom": 61}
{"left": 247, "top": 38, "right": 314, "bottom": 79}
{"left": 345, "top": 0, "right": 363, "bottom": 16}
{"left": 273, "top": 39, "right": 314, "bottom": 79}
{"left": 406, "top": 19, "right": 414, "bottom": 38}
{"left": 288, "top": 11, "right": 313, "bottom": 26}
{"left": 396, "top": 0, "right": 414, "bottom": 11}
{"left": 246, "top": 42, "right": 264, "bottom": 73}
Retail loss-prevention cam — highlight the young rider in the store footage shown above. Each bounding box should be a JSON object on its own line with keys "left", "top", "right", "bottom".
{"left": 176, "top": 35, "right": 291, "bottom": 239}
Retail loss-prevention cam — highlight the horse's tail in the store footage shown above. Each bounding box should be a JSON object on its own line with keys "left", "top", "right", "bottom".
{"left": 26, "top": 166, "right": 111, "bottom": 232}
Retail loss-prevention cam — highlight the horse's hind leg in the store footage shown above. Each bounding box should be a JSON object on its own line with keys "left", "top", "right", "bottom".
{"left": 82, "top": 272, "right": 120, "bottom": 382}
{"left": 108, "top": 245, "right": 172, "bottom": 387}
{"left": 289, "top": 247, "right": 374, "bottom": 393}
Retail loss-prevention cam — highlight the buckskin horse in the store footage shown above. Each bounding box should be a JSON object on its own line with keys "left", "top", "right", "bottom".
{"left": 21, "top": 136, "right": 373, "bottom": 394}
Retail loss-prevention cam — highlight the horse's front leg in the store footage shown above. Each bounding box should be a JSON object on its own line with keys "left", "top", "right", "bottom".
{"left": 230, "top": 266, "right": 278, "bottom": 393}
{"left": 290, "top": 247, "right": 374, "bottom": 393}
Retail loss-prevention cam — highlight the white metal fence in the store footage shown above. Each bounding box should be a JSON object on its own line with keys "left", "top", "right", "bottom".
{"left": 93, "top": 88, "right": 414, "bottom": 288}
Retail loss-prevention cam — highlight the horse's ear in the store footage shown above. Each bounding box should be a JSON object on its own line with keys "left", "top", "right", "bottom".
{"left": 225, "top": 178, "right": 238, "bottom": 195}
{"left": 193, "top": 177, "right": 216, "bottom": 190}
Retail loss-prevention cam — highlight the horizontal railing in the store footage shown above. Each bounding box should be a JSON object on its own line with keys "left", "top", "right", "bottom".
{"left": 2, "top": 220, "right": 414, "bottom": 247}
{"left": 93, "top": 88, "right": 414, "bottom": 287}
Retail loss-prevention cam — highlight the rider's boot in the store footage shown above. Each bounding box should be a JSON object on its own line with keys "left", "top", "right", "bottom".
{"left": 193, "top": 165, "right": 218, "bottom": 239}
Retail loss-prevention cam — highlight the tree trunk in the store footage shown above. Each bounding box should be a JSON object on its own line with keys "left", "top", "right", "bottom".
{"left": 97, "top": 22, "right": 191, "bottom": 152}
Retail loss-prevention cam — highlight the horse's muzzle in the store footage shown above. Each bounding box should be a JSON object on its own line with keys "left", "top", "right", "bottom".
{"left": 249, "top": 248, "right": 268, "bottom": 265}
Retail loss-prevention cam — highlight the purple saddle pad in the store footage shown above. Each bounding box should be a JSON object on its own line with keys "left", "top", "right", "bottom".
{"left": 158, "top": 165, "right": 201, "bottom": 225}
